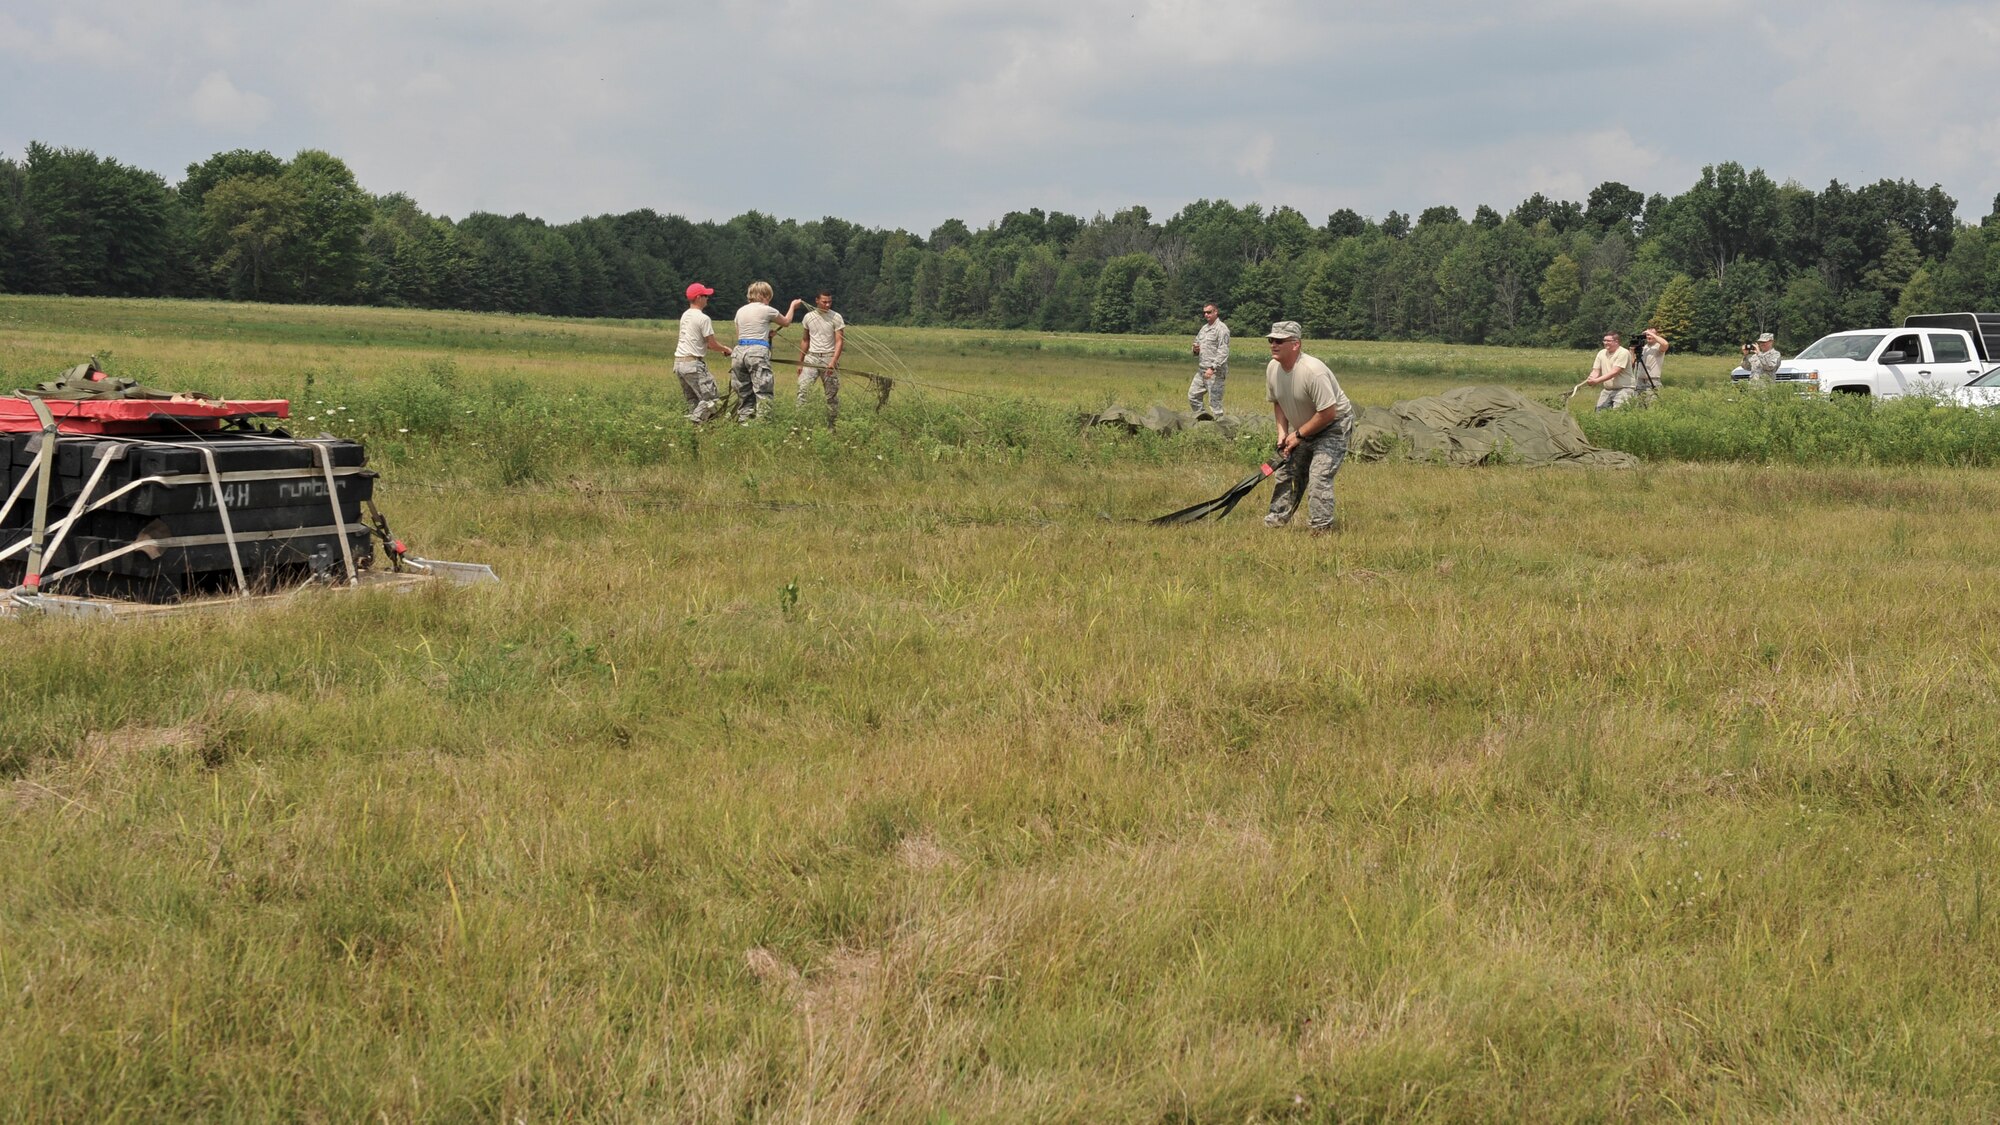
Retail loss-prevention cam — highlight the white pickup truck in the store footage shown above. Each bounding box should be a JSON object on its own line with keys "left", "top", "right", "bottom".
{"left": 1736, "top": 312, "right": 2000, "bottom": 397}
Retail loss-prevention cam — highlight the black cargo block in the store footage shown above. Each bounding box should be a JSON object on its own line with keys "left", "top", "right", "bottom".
{"left": 94, "top": 470, "right": 376, "bottom": 516}
{"left": 79, "top": 527, "right": 376, "bottom": 579}
{"left": 82, "top": 502, "right": 365, "bottom": 541}
{"left": 134, "top": 438, "right": 366, "bottom": 478}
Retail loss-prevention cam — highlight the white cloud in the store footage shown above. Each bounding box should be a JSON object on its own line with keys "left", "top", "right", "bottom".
{"left": 0, "top": 13, "right": 134, "bottom": 63}
{"left": 49, "top": 14, "right": 131, "bottom": 61}
{"left": 1236, "top": 134, "right": 1276, "bottom": 179}
{"left": 188, "top": 71, "right": 272, "bottom": 131}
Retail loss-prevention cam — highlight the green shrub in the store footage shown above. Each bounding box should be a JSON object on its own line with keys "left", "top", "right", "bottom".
{"left": 1581, "top": 385, "right": 2000, "bottom": 466}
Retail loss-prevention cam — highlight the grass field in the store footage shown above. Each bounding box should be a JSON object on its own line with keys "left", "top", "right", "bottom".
{"left": 4, "top": 296, "right": 2000, "bottom": 1121}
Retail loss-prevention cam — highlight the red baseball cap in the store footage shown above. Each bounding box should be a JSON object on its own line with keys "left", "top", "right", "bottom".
{"left": 685, "top": 282, "right": 714, "bottom": 299}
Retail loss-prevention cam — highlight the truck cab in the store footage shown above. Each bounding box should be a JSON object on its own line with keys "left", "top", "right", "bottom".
{"left": 1798, "top": 327, "right": 1984, "bottom": 396}
{"left": 1760, "top": 313, "right": 1997, "bottom": 397}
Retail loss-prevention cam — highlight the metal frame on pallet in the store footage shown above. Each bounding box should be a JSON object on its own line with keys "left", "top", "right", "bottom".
{"left": 2, "top": 409, "right": 496, "bottom": 618}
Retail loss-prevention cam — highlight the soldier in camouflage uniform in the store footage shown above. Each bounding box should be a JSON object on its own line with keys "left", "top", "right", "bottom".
{"left": 1742, "top": 332, "right": 1781, "bottom": 381}
{"left": 730, "top": 281, "right": 804, "bottom": 421}
{"left": 1189, "top": 302, "right": 1230, "bottom": 415}
{"left": 796, "top": 289, "right": 847, "bottom": 425}
{"left": 1262, "top": 321, "right": 1352, "bottom": 534}
{"left": 674, "top": 282, "right": 732, "bottom": 422}
{"left": 1633, "top": 326, "right": 1669, "bottom": 402}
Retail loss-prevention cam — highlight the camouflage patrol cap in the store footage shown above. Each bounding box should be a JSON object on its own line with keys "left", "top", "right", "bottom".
{"left": 1265, "top": 321, "right": 1303, "bottom": 341}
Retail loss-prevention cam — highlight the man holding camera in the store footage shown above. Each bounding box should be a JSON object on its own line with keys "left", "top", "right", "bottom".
{"left": 1633, "top": 326, "right": 1669, "bottom": 402}
{"left": 1742, "top": 332, "right": 1781, "bottom": 381}
{"left": 1585, "top": 330, "right": 1638, "bottom": 411}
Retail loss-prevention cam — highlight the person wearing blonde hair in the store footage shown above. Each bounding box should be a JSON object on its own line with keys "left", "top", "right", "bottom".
{"left": 730, "top": 281, "right": 804, "bottom": 421}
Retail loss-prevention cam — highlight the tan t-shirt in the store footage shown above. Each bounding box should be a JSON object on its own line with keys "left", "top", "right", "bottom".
{"left": 1266, "top": 352, "right": 1351, "bottom": 431}
{"left": 676, "top": 308, "right": 714, "bottom": 359}
{"left": 1592, "top": 346, "right": 1636, "bottom": 389}
{"left": 802, "top": 309, "right": 846, "bottom": 360}
{"left": 733, "top": 302, "right": 782, "bottom": 345}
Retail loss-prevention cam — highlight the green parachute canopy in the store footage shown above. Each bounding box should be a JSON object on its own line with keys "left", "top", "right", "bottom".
{"left": 1350, "top": 386, "right": 1636, "bottom": 468}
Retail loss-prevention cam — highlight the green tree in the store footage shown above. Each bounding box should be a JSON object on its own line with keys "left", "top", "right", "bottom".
{"left": 282, "top": 150, "right": 372, "bottom": 304}
{"left": 1656, "top": 162, "right": 1779, "bottom": 280}
{"left": 1890, "top": 265, "right": 1938, "bottom": 325}
{"left": 0, "top": 156, "right": 29, "bottom": 292}
{"left": 21, "top": 141, "right": 175, "bottom": 296}
{"left": 933, "top": 245, "right": 987, "bottom": 323}
{"left": 995, "top": 244, "right": 1060, "bottom": 327}
{"left": 1324, "top": 208, "right": 1367, "bottom": 238}
{"left": 1041, "top": 260, "right": 1097, "bottom": 330}
{"left": 1090, "top": 253, "right": 1167, "bottom": 333}
{"left": 180, "top": 149, "right": 284, "bottom": 213}
{"left": 1778, "top": 272, "right": 1840, "bottom": 346}
{"left": 1433, "top": 235, "right": 1490, "bottom": 342}
{"left": 1417, "top": 205, "right": 1461, "bottom": 229}
{"left": 1930, "top": 226, "right": 1995, "bottom": 310}
{"left": 203, "top": 174, "right": 303, "bottom": 301}
{"left": 1859, "top": 227, "right": 1921, "bottom": 315}
{"left": 1585, "top": 181, "right": 1645, "bottom": 234}
{"left": 1228, "top": 259, "right": 1288, "bottom": 335}
{"left": 1649, "top": 274, "right": 1700, "bottom": 344}
{"left": 1538, "top": 253, "right": 1581, "bottom": 344}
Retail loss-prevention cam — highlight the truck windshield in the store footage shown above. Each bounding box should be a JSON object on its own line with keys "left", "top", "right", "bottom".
{"left": 1797, "top": 334, "right": 1885, "bottom": 361}
{"left": 1968, "top": 365, "right": 2000, "bottom": 387}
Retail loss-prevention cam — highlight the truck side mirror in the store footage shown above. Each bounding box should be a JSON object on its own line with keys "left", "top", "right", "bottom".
{"left": 1881, "top": 350, "right": 1908, "bottom": 363}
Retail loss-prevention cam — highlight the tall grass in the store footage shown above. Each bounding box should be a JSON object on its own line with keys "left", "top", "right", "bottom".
{"left": 1581, "top": 385, "right": 2000, "bottom": 466}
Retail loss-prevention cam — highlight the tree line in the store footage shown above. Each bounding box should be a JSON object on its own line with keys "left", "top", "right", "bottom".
{"left": 5, "top": 140, "right": 2000, "bottom": 352}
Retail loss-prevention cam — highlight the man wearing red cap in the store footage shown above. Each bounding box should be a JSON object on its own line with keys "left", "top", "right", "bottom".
{"left": 675, "top": 282, "right": 731, "bottom": 422}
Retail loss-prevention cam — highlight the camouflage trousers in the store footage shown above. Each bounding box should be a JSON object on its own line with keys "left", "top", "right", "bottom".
{"left": 1188, "top": 362, "right": 1227, "bottom": 415}
{"left": 1594, "top": 386, "right": 1638, "bottom": 411}
{"left": 1265, "top": 422, "right": 1348, "bottom": 531}
{"left": 797, "top": 356, "right": 840, "bottom": 422}
{"left": 729, "top": 346, "right": 775, "bottom": 420}
{"left": 674, "top": 358, "right": 720, "bottom": 422}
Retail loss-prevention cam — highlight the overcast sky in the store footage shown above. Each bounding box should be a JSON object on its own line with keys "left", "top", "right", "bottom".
{"left": 5, "top": 1, "right": 1997, "bottom": 233}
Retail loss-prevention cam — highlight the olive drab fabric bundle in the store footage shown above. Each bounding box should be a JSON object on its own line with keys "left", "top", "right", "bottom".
{"left": 16, "top": 361, "right": 205, "bottom": 402}
{"left": 1086, "top": 404, "right": 1241, "bottom": 440}
{"left": 1348, "top": 386, "right": 1636, "bottom": 468}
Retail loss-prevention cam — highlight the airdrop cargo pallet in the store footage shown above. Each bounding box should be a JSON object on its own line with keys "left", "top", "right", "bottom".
{"left": 1, "top": 393, "right": 494, "bottom": 616}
